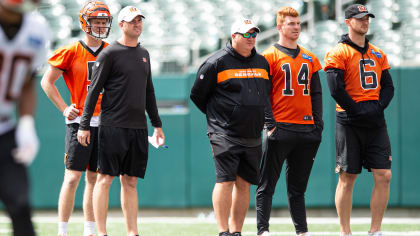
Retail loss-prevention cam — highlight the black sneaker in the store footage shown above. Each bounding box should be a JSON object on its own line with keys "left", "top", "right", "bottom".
{"left": 219, "top": 231, "right": 231, "bottom": 236}
{"left": 231, "top": 232, "right": 242, "bottom": 236}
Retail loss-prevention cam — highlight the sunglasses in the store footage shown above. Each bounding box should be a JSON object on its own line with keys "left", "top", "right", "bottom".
{"left": 237, "top": 32, "right": 258, "bottom": 38}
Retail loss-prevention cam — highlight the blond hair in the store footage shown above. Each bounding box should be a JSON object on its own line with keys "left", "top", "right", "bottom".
{"left": 276, "top": 6, "right": 299, "bottom": 25}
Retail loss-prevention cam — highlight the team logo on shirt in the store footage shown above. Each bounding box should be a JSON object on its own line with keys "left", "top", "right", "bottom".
{"left": 301, "top": 53, "right": 313, "bottom": 62}
{"left": 28, "top": 36, "right": 43, "bottom": 48}
{"left": 371, "top": 49, "right": 382, "bottom": 59}
{"left": 143, "top": 57, "right": 147, "bottom": 62}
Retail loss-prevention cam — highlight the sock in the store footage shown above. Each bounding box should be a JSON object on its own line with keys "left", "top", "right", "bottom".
{"left": 84, "top": 221, "right": 96, "bottom": 235}
{"left": 58, "top": 222, "right": 68, "bottom": 235}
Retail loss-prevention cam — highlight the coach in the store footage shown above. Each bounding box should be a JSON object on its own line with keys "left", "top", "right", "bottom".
{"left": 77, "top": 6, "right": 164, "bottom": 236}
{"left": 190, "top": 18, "right": 273, "bottom": 236}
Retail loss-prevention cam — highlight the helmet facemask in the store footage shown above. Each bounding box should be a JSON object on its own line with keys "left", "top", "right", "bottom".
{"left": 85, "top": 16, "right": 112, "bottom": 39}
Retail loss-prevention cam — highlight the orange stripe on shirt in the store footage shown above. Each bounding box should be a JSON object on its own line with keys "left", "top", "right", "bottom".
{"left": 217, "top": 68, "right": 269, "bottom": 83}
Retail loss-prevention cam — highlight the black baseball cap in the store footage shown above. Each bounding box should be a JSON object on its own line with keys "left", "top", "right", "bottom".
{"left": 345, "top": 4, "right": 375, "bottom": 19}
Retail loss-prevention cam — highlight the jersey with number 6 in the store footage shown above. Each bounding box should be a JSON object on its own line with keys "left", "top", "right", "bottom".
{"left": 48, "top": 40, "right": 108, "bottom": 117}
{"left": 262, "top": 45, "right": 322, "bottom": 124}
{"left": 324, "top": 42, "right": 390, "bottom": 112}
{"left": 0, "top": 12, "right": 50, "bottom": 135}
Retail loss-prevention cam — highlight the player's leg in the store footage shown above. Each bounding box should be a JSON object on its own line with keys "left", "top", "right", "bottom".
{"left": 370, "top": 169, "right": 391, "bottom": 233}
{"left": 58, "top": 169, "right": 82, "bottom": 226}
{"left": 59, "top": 123, "right": 94, "bottom": 235}
{"left": 334, "top": 123, "right": 362, "bottom": 235}
{"left": 229, "top": 143, "right": 260, "bottom": 234}
{"left": 0, "top": 129, "right": 35, "bottom": 236}
{"left": 230, "top": 175, "right": 251, "bottom": 233}
{"left": 209, "top": 133, "right": 239, "bottom": 234}
{"left": 120, "top": 174, "right": 139, "bottom": 236}
{"left": 95, "top": 126, "right": 126, "bottom": 236}
{"left": 83, "top": 126, "right": 99, "bottom": 236}
{"left": 285, "top": 131, "right": 321, "bottom": 235}
{"left": 365, "top": 127, "right": 392, "bottom": 234}
{"left": 93, "top": 173, "right": 114, "bottom": 236}
{"left": 118, "top": 128, "right": 150, "bottom": 236}
{"left": 255, "top": 129, "right": 289, "bottom": 236}
{"left": 83, "top": 170, "right": 97, "bottom": 235}
{"left": 213, "top": 181, "right": 235, "bottom": 233}
{"left": 335, "top": 172, "right": 357, "bottom": 234}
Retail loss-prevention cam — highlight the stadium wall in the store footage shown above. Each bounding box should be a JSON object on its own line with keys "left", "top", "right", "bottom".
{"left": 29, "top": 68, "right": 420, "bottom": 209}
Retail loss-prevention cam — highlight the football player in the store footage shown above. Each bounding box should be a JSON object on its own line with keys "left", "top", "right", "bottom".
{"left": 0, "top": 0, "right": 50, "bottom": 235}
{"left": 324, "top": 4, "right": 394, "bottom": 236}
{"left": 255, "top": 6, "right": 323, "bottom": 236}
{"left": 40, "top": 1, "right": 112, "bottom": 236}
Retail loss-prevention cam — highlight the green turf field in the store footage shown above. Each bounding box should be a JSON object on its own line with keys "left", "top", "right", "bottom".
{"left": 1, "top": 220, "right": 420, "bottom": 236}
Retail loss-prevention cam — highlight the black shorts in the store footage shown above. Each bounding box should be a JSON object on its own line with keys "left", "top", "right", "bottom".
{"left": 98, "top": 126, "right": 148, "bottom": 178}
{"left": 209, "top": 133, "right": 262, "bottom": 185}
{"left": 335, "top": 123, "right": 392, "bottom": 174}
{"left": 65, "top": 123, "right": 98, "bottom": 172}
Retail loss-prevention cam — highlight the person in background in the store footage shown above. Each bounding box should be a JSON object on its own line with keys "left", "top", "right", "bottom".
{"left": 0, "top": 0, "right": 50, "bottom": 235}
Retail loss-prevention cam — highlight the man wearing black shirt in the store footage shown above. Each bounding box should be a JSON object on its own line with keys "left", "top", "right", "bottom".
{"left": 77, "top": 6, "right": 164, "bottom": 236}
{"left": 191, "top": 18, "right": 272, "bottom": 236}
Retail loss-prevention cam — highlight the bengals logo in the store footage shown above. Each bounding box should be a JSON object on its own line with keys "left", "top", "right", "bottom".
{"left": 358, "top": 5, "right": 368, "bottom": 12}
{"left": 129, "top": 7, "right": 138, "bottom": 12}
{"left": 244, "top": 19, "right": 252, "bottom": 24}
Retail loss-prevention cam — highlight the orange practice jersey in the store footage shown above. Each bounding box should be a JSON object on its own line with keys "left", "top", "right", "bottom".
{"left": 324, "top": 42, "right": 390, "bottom": 111}
{"left": 262, "top": 45, "right": 322, "bottom": 124}
{"left": 48, "top": 41, "right": 108, "bottom": 116}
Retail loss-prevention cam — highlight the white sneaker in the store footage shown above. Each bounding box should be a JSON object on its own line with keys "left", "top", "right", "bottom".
{"left": 260, "top": 232, "right": 270, "bottom": 236}
{"left": 368, "top": 231, "right": 383, "bottom": 236}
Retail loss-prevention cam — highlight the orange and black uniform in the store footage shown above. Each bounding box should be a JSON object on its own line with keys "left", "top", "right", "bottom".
{"left": 48, "top": 40, "right": 108, "bottom": 171}
{"left": 324, "top": 34, "right": 394, "bottom": 174}
{"left": 49, "top": 40, "right": 107, "bottom": 117}
{"left": 255, "top": 44, "right": 323, "bottom": 235}
{"left": 190, "top": 41, "right": 272, "bottom": 185}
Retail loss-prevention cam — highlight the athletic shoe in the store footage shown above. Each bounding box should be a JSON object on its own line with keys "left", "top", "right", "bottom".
{"left": 231, "top": 232, "right": 242, "bottom": 236}
{"left": 368, "top": 232, "right": 383, "bottom": 236}
{"left": 219, "top": 232, "right": 231, "bottom": 236}
{"left": 260, "top": 232, "right": 270, "bottom": 236}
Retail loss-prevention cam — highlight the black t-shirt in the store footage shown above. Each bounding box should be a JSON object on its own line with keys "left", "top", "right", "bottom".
{"left": 80, "top": 41, "right": 162, "bottom": 130}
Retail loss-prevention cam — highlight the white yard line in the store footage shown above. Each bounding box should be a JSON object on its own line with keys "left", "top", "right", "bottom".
{"left": 0, "top": 215, "right": 419, "bottom": 224}
{"left": 241, "top": 232, "right": 420, "bottom": 236}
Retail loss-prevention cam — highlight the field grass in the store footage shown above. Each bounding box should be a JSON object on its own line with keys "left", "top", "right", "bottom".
{"left": 1, "top": 219, "right": 420, "bottom": 236}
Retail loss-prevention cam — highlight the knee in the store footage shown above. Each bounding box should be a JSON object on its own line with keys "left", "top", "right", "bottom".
{"left": 339, "top": 173, "right": 357, "bottom": 189}
{"left": 96, "top": 174, "right": 114, "bottom": 188}
{"left": 374, "top": 170, "right": 392, "bottom": 185}
{"left": 235, "top": 177, "right": 251, "bottom": 193}
{"left": 121, "top": 176, "right": 137, "bottom": 189}
{"left": 85, "top": 171, "right": 97, "bottom": 185}
{"left": 64, "top": 172, "right": 82, "bottom": 188}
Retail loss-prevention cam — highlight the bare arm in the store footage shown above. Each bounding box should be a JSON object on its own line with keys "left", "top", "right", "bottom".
{"left": 40, "top": 65, "right": 79, "bottom": 119}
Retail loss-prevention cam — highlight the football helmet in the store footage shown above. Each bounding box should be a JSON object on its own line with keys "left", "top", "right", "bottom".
{"left": 0, "top": 0, "right": 40, "bottom": 13}
{"left": 79, "top": 1, "right": 112, "bottom": 39}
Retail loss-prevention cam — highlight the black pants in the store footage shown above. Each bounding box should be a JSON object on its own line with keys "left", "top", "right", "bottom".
{"left": 255, "top": 128, "right": 321, "bottom": 235}
{"left": 0, "top": 129, "right": 35, "bottom": 236}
